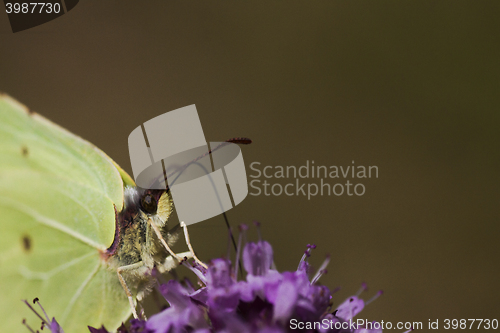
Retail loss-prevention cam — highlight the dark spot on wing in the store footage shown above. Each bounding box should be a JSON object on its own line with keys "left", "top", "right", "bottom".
{"left": 22, "top": 235, "right": 32, "bottom": 252}
{"left": 21, "top": 146, "right": 29, "bottom": 157}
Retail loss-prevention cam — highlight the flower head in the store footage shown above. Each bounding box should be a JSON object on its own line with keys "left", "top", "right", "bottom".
{"left": 141, "top": 224, "right": 385, "bottom": 333}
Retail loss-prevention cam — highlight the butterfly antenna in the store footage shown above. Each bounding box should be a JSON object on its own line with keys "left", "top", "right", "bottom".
{"left": 162, "top": 137, "right": 252, "bottom": 191}
{"left": 220, "top": 138, "right": 250, "bottom": 276}
{"left": 161, "top": 137, "right": 251, "bottom": 273}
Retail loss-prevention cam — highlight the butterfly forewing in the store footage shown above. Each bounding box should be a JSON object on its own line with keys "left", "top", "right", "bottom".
{"left": 0, "top": 95, "right": 132, "bottom": 332}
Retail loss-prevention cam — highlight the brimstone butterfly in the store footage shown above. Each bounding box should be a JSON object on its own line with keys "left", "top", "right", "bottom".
{"left": 0, "top": 95, "right": 193, "bottom": 332}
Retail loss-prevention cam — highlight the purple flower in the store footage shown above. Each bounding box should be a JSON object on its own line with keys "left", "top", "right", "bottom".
{"left": 143, "top": 224, "right": 387, "bottom": 333}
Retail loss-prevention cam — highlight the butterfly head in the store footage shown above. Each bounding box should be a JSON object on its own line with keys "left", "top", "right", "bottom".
{"left": 102, "top": 187, "right": 175, "bottom": 261}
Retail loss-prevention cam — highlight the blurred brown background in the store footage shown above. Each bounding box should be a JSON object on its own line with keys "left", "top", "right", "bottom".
{"left": 1, "top": 1, "right": 499, "bottom": 329}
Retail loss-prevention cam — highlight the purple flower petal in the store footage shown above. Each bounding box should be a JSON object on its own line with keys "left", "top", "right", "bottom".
{"left": 88, "top": 326, "right": 108, "bottom": 333}
{"left": 272, "top": 277, "right": 298, "bottom": 322}
{"left": 147, "top": 280, "right": 209, "bottom": 333}
{"left": 245, "top": 270, "right": 281, "bottom": 303}
{"left": 146, "top": 305, "right": 208, "bottom": 333}
{"left": 243, "top": 241, "right": 273, "bottom": 276}
{"left": 207, "top": 258, "right": 234, "bottom": 288}
{"left": 48, "top": 319, "right": 65, "bottom": 333}
{"left": 207, "top": 285, "right": 241, "bottom": 312}
{"left": 190, "top": 287, "right": 209, "bottom": 304}
{"left": 335, "top": 296, "right": 365, "bottom": 320}
{"left": 158, "top": 280, "right": 191, "bottom": 309}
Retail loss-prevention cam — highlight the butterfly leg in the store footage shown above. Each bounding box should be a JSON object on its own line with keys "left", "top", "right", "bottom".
{"left": 157, "top": 250, "right": 193, "bottom": 273}
{"left": 180, "top": 221, "right": 208, "bottom": 269}
{"left": 149, "top": 219, "right": 204, "bottom": 269}
{"left": 149, "top": 218, "right": 185, "bottom": 262}
{"left": 117, "top": 261, "right": 146, "bottom": 319}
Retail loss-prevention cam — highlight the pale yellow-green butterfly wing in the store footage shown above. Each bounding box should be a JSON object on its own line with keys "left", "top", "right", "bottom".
{"left": 0, "top": 95, "right": 133, "bottom": 332}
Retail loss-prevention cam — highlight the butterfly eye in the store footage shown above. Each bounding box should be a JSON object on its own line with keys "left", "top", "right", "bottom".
{"left": 141, "top": 193, "right": 157, "bottom": 214}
